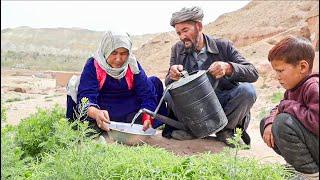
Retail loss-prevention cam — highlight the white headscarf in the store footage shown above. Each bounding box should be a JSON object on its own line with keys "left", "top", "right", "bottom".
{"left": 93, "top": 30, "right": 140, "bottom": 79}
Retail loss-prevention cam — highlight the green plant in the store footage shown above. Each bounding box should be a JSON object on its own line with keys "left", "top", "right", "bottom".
{"left": 227, "top": 128, "right": 251, "bottom": 178}
{"left": 5, "top": 96, "right": 33, "bottom": 103}
{"left": 5, "top": 97, "right": 22, "bottom": 103}
{"left": 1, "top": 125, "right": 33, "bottom": 179}
{"left": 1, "top": 104, "right": 293, "bottom": 179}
{"left": 1, "top": 102, "right": 7, "bottom": 122}
{"left": 73, "top": 97, "right": 89, "bottom": 121}
{"left": 258, "top": 107, "right": 269, "bottom": 120}
{"left": 271, "top": 91, "right": 283, "bottom": 104}
{"left": 16, "top": 105, "right": 66, "bottom": 158}
{"left": 28, "top": 142, "right": 292, "bottom": 179}
{"left": 44, "top": 94, "right": 63, "bottom": 99}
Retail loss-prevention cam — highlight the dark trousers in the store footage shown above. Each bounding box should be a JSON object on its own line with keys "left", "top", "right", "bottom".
{"left": 164, "top": 82, "right": 256, "bottom": 135}
{"left": 215, "top": 83, "right": 256, "bottom": 131}
{"left": 260, "top": 113, "right": 319, "bottom": 174}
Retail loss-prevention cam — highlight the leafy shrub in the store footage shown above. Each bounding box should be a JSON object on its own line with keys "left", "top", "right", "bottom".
{"left": 1, "top": 125, "right": 32, "bottom": 179}
{"left": 16, "top": 105, "right": 66, "bottom": 157}
{"left": 30, "top": 142, "right": 292, "bottom": 179}
{"left": 2, "top": 105, "right": 292, "bottom": 179}
{"left": 16, "top": 104, "right": 97, "bottom": 158}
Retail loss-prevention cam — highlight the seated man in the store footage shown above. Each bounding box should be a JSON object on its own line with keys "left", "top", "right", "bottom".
{"left": 66, "top": 30, "right": 167, "bottom": 133}
{"left": 163, "top": 6, "right": 258, "bottom": 147}
{"left": 260, "top": 36, "right": 319, "bottom": 177}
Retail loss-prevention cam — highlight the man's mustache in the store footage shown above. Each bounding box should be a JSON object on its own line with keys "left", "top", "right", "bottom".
{"left": 182, "top": 38, "right": 192, "bottom": 43}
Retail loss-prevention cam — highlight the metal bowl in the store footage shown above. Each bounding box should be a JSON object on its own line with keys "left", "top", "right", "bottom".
{"left": 107, "top": 121, "right": 156, "bottom": 146}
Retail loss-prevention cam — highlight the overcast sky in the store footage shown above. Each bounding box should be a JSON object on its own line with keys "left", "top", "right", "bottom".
{"left": 1, "top": 1, "right": 250, "bottom": 35}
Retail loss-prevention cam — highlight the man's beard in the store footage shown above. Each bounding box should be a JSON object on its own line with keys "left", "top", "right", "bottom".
{"left": 184, "top": 41, "right": 196, "bottom": 54}
{"left": 183, "top": 34, "right": 200, "bottom": 54}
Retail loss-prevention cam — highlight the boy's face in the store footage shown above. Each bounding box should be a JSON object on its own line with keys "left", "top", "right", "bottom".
{"left": 271, "top": 59, "right": 309, "bottom": 90}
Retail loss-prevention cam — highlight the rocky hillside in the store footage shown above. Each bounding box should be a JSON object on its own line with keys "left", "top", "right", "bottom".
{"left": 1, "top": 27, "right": 158, "bottom": 56}
{"left": 135, "top": 1, "right": 319, "bottom": 77}
{"left": 1, "top": 27, "right": 159, "bottom": 71}
{"left": 1, "top": 1, "right": 318, "bottom": 75}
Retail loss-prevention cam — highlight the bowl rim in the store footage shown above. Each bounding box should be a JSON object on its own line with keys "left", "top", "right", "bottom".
{"left": 108, "top": 121, "right": 156, "bottom": 136}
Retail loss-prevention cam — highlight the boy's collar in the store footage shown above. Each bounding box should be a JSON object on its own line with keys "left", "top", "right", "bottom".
{"left": 289, "top": 73, "right": 319, "bottom": 91}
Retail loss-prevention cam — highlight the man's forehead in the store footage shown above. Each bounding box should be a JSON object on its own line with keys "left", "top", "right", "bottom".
{"left": 175, "top": 22, "right": 195, "bottom": 29}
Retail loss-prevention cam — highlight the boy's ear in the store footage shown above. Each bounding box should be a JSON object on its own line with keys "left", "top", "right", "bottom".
{"left": 299, "top": 60, "right": 310, "bottom": 73}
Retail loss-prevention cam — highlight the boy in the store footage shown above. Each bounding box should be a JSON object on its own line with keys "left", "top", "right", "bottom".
{"left": 260, "top": 36, "right": 319, "bottom": 177}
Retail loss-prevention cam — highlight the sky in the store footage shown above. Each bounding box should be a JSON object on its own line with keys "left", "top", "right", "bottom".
{"left": 1, "top": 1, "right": 250, "bottom": 35}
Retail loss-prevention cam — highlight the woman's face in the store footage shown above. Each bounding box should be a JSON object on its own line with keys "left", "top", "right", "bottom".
{"left": 106, "top": 47, "right": 129, "bottom": 68}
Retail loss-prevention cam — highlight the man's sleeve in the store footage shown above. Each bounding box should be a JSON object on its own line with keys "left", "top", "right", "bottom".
{"left": 225, "top": 41, "right": 259, "bottom": 83}
{"left": 165, "top": 44, "right": 178, "bottom": 86}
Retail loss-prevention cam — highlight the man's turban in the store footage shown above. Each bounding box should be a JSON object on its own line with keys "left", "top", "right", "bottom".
{"left": 170, "top": 6, "right": 204, "bottom": 27}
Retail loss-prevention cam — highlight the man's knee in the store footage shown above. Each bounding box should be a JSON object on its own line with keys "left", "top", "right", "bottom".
{"left": 236, "top": 83, "right": 257, "bottom": 103}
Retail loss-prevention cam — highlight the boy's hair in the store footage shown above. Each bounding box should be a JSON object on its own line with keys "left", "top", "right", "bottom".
{"left": 268, "top": 36, "right": 315, "bottom": 70}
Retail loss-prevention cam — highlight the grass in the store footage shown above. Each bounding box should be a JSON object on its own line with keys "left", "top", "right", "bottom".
{"left": 44, "top": 94, "right": 63, "bottom": 99}
{"left": 1, "top": 50, "right": 86, "bottom": 72}
{"left": 258, "top": 107, "right": 269, "bottom": 120}
{"left": 271, "top": 91, "right": 283, "bottom": 104}
{"left": 5, "top": 96, "right": 33, "bottom": 103}
{"left": 5, "top": 97, "right": 22, "bottom": 103}
{"left": 1, "top": 104, "right": 293, "bottom": 179}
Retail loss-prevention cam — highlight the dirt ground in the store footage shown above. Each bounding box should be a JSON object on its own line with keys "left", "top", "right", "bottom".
{"left": 1, "top": 68, "right": 285, "bottom": 165}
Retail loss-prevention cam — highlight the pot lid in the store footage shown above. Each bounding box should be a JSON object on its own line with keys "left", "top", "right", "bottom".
{"left": 170, "top": 70, "right": 207, "bottom": 90}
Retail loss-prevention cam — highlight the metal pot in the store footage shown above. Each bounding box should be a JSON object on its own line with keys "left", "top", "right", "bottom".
{"left": 108, "top": 121, "right": 156, "bottom": 146}
{"left": 133, "top": 70, "right": 228, "bottom": 138}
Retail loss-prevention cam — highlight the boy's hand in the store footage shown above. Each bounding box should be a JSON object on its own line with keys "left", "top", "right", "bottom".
{"left": 142, "top": 119, "right": 152, "bottom": 131}
{"left": 263, "top": 124, "right": 275, "bottom": 148}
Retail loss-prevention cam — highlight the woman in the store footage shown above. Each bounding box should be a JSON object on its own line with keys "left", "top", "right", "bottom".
{"left": 67, "top": 31, "right": 166, "bottom": 132}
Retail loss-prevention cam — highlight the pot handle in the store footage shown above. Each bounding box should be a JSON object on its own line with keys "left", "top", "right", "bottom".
{"left": 141, "top": 108, "right": 187, "bottom": 131}
{"left": 153, "top": 83, "right": 172, "bottom": 115}
{"left": 205, "top": 69, "right": 219, "bottom": 90}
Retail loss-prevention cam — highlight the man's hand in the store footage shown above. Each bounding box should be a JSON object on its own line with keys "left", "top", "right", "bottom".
{"left": 263, "top": 124, "right": 275, "bottom": 148}
{"left": 169, "top": 65, "right": 184, "bottom": 81}
{"left": 208, "top": 61, "right": 233, "bottom": 79}
{"left": 142, "top": 119, "right": 152, "bottom": 131}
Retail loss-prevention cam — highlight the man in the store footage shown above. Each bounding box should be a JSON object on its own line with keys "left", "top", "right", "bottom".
{"left": 163, "top": 6, "right": 259, "bottom": 147}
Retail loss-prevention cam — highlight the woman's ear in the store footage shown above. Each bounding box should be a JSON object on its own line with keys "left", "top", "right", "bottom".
{"left": 299, "top": 60, "right": 310, "bottom": 73}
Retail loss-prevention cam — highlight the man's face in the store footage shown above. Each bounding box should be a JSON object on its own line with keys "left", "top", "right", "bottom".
{"left": 174, "top": 21, "right": 201, "bottom": 50}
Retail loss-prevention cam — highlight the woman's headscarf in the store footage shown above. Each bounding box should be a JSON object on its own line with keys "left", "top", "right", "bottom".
{"left": 93, "top": 30, "right": 140, "bottom": 79}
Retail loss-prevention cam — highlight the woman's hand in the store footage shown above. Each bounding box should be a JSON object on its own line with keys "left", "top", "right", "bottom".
{"left": 142, "top": 119, "right": 152, "bottom": 131}
{"left": 263, "top": 124, "right": 275, "bottom": 148}
{"left": 95, "top": 110, "right": 110, "bottom": 131}
{"left": 88, "top": 107, "right": 110, "bottom": 131}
